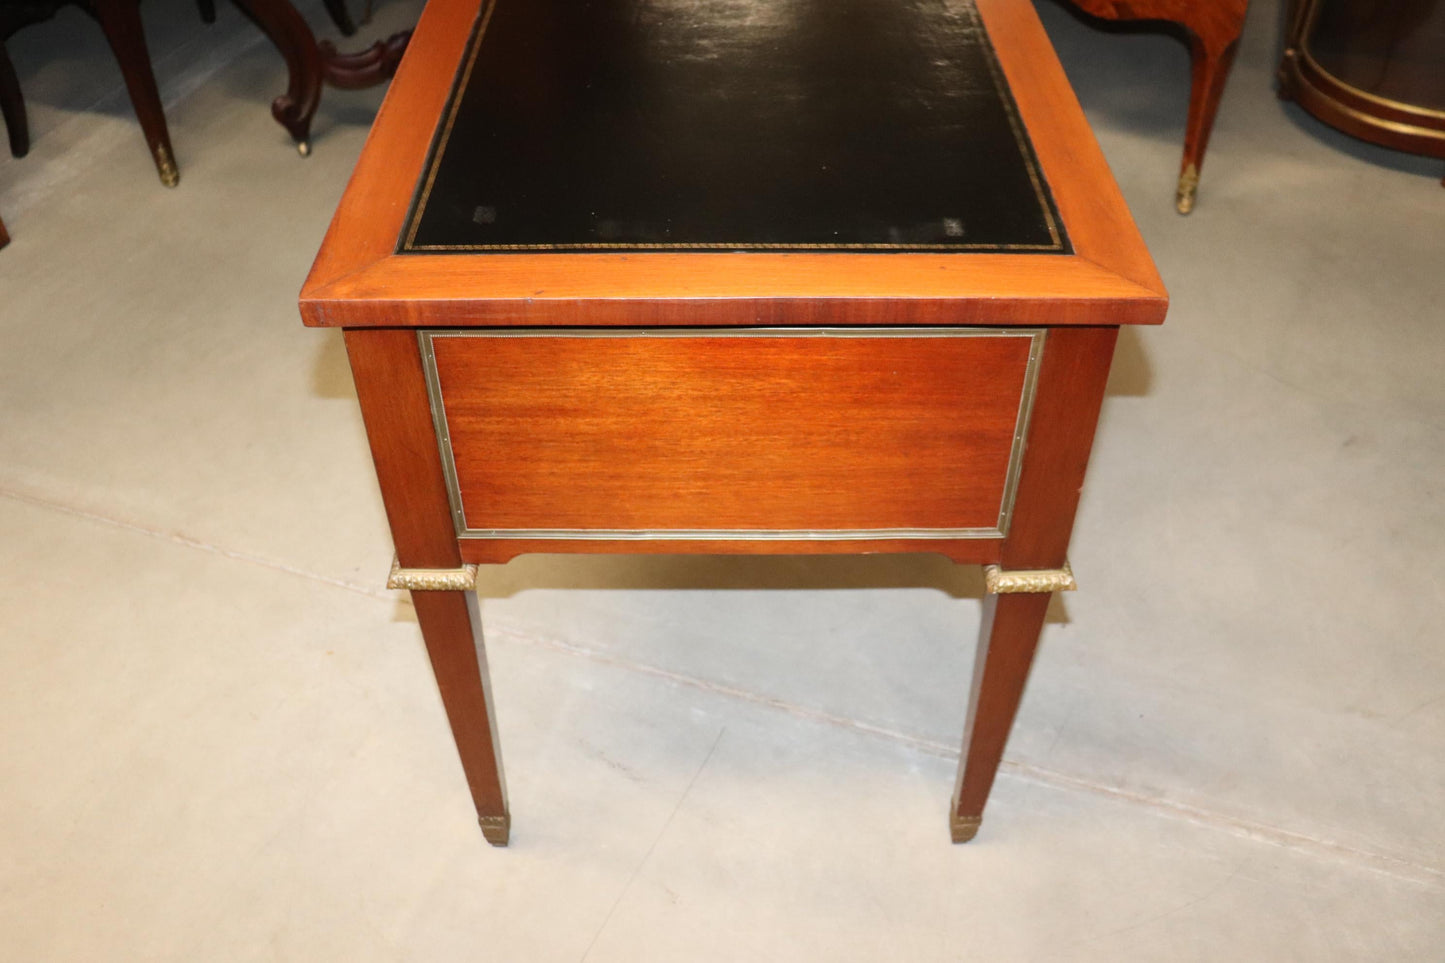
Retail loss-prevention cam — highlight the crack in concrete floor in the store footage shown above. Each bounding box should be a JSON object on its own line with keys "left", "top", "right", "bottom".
{"left": 5, "top": 483, "right": 1440, "bottom": 890}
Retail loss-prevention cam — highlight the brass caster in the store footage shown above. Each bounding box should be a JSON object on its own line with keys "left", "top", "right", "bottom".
{"left": 1175, "top": 163, "right": 1199, "bottom": 215}
{"left": 480, "top": 814, "right": 511, "bottom": 847}
{"left": 297, "top": 140, "right": 311, "bottom": 158}
{"left": 950, "top": 814, "right": 981, "bottom": 844}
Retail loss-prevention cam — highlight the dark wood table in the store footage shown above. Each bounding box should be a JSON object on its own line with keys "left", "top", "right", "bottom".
{"left": 0, "top": 0, "right": 410, "bottom": 187}
{"left": 301, "top": 0, "right": 1167, "bottom": 847}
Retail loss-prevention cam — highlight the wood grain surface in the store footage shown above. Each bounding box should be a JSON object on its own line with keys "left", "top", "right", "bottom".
{"left": 431, "top": 331, "right": 1037, "bottom": 535}
{"left": 344, "top": 328, "right": 510, "bottom": 841}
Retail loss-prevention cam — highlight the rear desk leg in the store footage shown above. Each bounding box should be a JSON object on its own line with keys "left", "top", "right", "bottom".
{"left": 950, "top": 326, "right": 1116, "bottom": 842}
{"left": 346, "top": 328, "right": 510, "bottom": 845}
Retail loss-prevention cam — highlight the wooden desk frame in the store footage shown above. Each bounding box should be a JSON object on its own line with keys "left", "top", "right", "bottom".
{"left": 302, "top": 0, "right": 1166, "bottom": 847}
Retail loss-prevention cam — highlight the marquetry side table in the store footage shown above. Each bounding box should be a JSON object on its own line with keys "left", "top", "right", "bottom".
{"left": 301, "top": 0, "right": 1167, "bottom": 847}
{"left": 1064, "top": 0, "right": 1250, "bottom": 213}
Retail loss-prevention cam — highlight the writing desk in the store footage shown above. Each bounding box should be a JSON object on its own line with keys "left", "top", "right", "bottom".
{"left": 301, "top": 0, "right": 1167, "bottom": 846}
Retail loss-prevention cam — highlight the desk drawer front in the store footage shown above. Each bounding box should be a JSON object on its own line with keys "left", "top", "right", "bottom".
{"left": 421, "top": 328, "right": 1043, "bottom": 540}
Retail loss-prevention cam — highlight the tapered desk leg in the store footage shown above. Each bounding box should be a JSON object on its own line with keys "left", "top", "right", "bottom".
{"left": 950, "top": 562, "right": 1077, "bottom": 843}
{"left": 409, "top": 588, "right": 510, "bottom": 845}
{"left": 950, "top": 593, "right": 1049, "bottom": 842}
{"left": 347, "top": 328, "right": 510, "bottom": 845}
{"left": 949, "top": 326, "right": 1117, "bottom": 842}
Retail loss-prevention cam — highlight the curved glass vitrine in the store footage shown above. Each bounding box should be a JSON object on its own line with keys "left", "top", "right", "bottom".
{"left": 1281, "top": 0, "right": 1445, "bottom": 177}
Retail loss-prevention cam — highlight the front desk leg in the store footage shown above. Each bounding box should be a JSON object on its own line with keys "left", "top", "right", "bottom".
{"left": 409, "top": 588, "right": 510, "bottom": 845}
{"left": 949, "top": 326, "right": 1117, "bottom": 842}
{"left": 951, "top": 593, "right": 1047, "bottom": 842}
{"left": 346, "top": 328, "right": 510, "bottom": 845}
{"left": 950, "top": 566, "right": 1075, "bottom": 842}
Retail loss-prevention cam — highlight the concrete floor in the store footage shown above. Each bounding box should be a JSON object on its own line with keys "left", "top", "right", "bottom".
{"left": 2, "top": 0, "right": 1443, "bottom": 958}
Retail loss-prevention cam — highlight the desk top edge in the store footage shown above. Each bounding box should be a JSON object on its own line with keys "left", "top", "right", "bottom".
{"left": 301, "top": 0, "right": 1166, "bottom": 327}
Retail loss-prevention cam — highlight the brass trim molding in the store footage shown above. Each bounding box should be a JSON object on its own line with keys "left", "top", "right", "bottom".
{"left": 450, "top": 526, "right": 1008, "bottom": 541}
{"left": 1291, "top": 59, "right": 1445, "bottom": 146}
{"left": 983, "top": 561, "right": 1075, "bottom": 594}
{"left": 1295, "top": 2, "right": 1445, "bottom": 125}
{"left": 420, "top": 327, "right": 1046, "bottom": 542}
{"left": 387, "top": 556, "right": 479, "bottom": 592}
{"left": 951, "top": 814, "right": 982, "bottom": 843}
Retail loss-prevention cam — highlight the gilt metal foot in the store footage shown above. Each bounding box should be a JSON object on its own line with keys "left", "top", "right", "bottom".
{"left": 1176, "top": 163, "right": 1200, "bottom": 215}
{"left": 950, "top": 814, "right": 982, "bottom": 844}
{"left": 479, "top": 814, "right": 510, "bottom": 846}
{"left": 155, "top": 143, "right": 179, "bottom": 187}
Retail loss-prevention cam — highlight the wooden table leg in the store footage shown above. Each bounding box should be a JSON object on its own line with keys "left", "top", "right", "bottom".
{"left": 345, "top": 329, "right": 511, "bottom": 845}
{"left": 1177, "top": 32, "right": 1241, "bottom": 214}
{"left": 407, "top": 587, "right": 510, "bottom": 845}
{"left": 951, "top": 591, "right": 1051, "bottom": 841}
{"left": 320, "top": 31, "right": 410, "bottom": 89}
{"left": 949, "top": 326, "right": 1117, "bottom": 842}
{"left": 229, "top": 0, "right": 408, "bottom": 153}
{"left": 0, "top": 212, "right": 9, "bottom": 249}
{"left": 1063, "top": 0, "right": 1249, "bottom": 213}
{"left": 0, "top": 40, "right": 27, "bottom": 158}
{"left": 7, "top": 0, "right": 182, "bottom": 184}
{"left": 229, "top": 0, "right": 322, "bottom": 153}
{"left": 320, "top": 0, "right": 357, "bottom": 36}
{"left": 92, "top": 0, "right": 179, "bottom": 186}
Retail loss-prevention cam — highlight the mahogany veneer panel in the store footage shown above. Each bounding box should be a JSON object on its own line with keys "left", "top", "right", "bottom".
{"left": 426, "top": 330, "right": 1040, "bottom": 537}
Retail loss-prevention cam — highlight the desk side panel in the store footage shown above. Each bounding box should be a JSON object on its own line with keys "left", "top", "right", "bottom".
{"left": 427, "top": 330, "right": 1038, "bottom": 538}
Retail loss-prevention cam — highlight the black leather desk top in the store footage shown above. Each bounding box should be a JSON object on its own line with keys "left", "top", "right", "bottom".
{"left": 400, "top": 0, "right": 1068, "bottom": 254}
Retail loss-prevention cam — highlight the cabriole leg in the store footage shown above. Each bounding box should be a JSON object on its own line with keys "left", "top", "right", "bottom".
{"left": 1177, "top": 36, "right": 1241, "bottom": 214}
